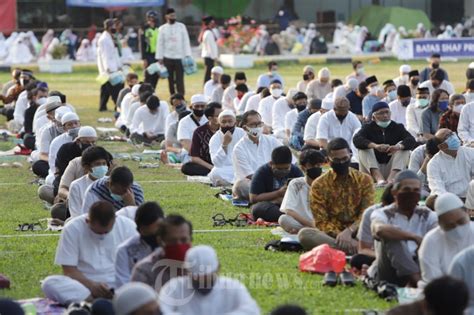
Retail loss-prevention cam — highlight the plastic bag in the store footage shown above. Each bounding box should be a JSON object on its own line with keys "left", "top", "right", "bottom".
{"left": 299, "top": 244, "right": 346, "bottom": 274}
{"left": 182, "top": 56, "right": 197, "bottom": 75}
{"left": 147, "top": 62, "right": 169, "bottom": 78}
{"left": 109, "top": 71, "right": 125, "bottom": 86}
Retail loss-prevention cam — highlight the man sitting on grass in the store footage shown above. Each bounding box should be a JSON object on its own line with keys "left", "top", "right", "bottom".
{"left": 249, "top": 146, "right": 303, "bottom": 222}
{"left": 129, "top": 95, "right": 169, "bottom": 145}
{"left": 81, "top": 166, "right": 144, "bottom": 213}
{"left": 279, "top": 148, "right": 325, "bottom": 234}
{"left": 42, "top": 201, "right": 137, "bottom": 304}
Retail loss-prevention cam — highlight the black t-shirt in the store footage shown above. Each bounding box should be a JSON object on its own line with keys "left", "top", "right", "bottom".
{"left": 189, "top": 123, "right": 215, "bottom": 164}
{"left": 346, "top": 91, "right": 363, "bottom": 116}
{"left": 55, "top": 141, "right": 84, "bottom": 176}
{"left": 250, "top": 163, "right": 303, "bottom": 195}
{"left": 24, "top": 103, "right": 38, "bottom": 134}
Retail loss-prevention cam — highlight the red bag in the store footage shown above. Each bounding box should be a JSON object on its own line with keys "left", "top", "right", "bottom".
{"left": 0, "top": 274, "right": 10, "bottom": 289}
{"left": 299, "top": 244, "right": 346, "bottom": 274}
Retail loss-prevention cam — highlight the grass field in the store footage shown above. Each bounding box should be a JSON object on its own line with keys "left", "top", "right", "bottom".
{"left": 0, "top": 59, "right": 470, "bottom": 314}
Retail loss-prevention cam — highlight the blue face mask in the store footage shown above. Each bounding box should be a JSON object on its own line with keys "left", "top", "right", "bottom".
{"left": 388, "top": 90, "right": 397, "bottom": 101}
{"left": 445, "top": 134, "right": 461, "bottom": 151}
{"left": 439, "top": 100, "right": 449, "bottom": 111}
{"left": 110, "top": 192, "right": 123, "bottom": 202}
{"left": 376, "top": 120, "right": 391, "bottom": 128}
{"left": 91, "top": 165, "right": 108, "bottom": 179}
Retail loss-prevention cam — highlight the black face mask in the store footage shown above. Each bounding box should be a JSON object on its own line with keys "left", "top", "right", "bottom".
{"left": 411, "top": 79, "right": 419, "bottom": 86}
{"left": 175, "top": 103, "right": 186, "bottom": 114}
{"left": 111, "top": 28, "right": 117, "bottom": 34}
{"left": 306, "top": 167, "right": 322, "bottom": 180}
{"left": 79, "top": 143, "right": 92, "bottom": 151}
{"left": 221, "top": 126, "right": 235, "bottom": 134}
{"left": 193, "top": 109, "right": 204, "bottom": 117}
{"left": 296, "top": 105, "right": 307, "bottom": 112}
{"left": 331, "top": 160, "right": 350, "bottom": 176}
{"left": 141, "top": 235, "right": 159, "bottom": 249}
{"left": 191, "top": 279, "right": 214, "bottom": 295}
{"left": 401, "top": 99, "right": 411, "bottom": 107}
{"left": 303, "top": 74, "right": 309, "bottom": 81}
{"left": 168, "top": 18, "right": 176, "bottom": 24}
{"left": 273, "top": 168, "right": 291, "bottom": 179}
{"left": 431, "top": 63, "right": 440, "bottom": 69}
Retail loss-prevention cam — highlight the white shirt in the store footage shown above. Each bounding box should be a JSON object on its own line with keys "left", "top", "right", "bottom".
{"left": 449, "top": 246, "right": 474, "bottom": 314}
{"left": 316, "top": 110, "right": 361, "bottom": 144}
{"left": 115, "top": 234, "right": 153, "bottom": 288}
{"left": 97, "top": 31, "right": 122, "bottom": 76}
{"left": 408, "top": 144, "right": 429, "bottom": 190}
{"left": 126, "top": 102, "right": 141, "bottom": 129}
{"left": 236, "top": 91, "right": 256, "bottom": 115}
{"left": 427, "top": 147, "right": 474, "bottom": 198}
{"left": 159, "top": 276, "right": 260, "bottom": 315}
{"left": 221, "top": 85, "right": 236, "bottom": 112}
{"left": 165, "top": 111, "right": 179, "bottom": 139}
{"left": 203, "top": 80, "right": 219, "bottom": 100}
{"left": 54, "top": 214, "right": 137, "bottom": 288}
{"left": 458, "top": 101, "right": 474, "bottom": 144}
{"left": 258, "top": 95, "right": 282, "bottom": 126}
{"left": 68, "top": 175, "right": 95, "bottom": 218}
{"left": 371, "top": 205, "right": 438, "bottom": 255}
{"left": 116, "top": 92, "right": 136, "bottom": 128}
{"left": 280, "top": 177, "right": 313, "bottom": 221}
{"left": 130, "top": 102, "right": 169, "bottom": 135}
{"left": 48, "top": 133, "right": 73, "bottom": 175}
{"left": 232, "top": 134, "right": 282, "bottom": 180}
{"left": 272, "top": 98, "right": 292, "bottom": 135}
{"left": 419, "top": 79, "right": 455, "bottom": 95}
{"left": 303, "top": 111, "right": 322, "bottom": 141}
{"left": 201, "top": 29, "right": 218, "bottom": 59}
{"left": 244, "top": 93, "right": 261, "bottom": 113}
{"left": 285, "top": 109, "right": 298, "bottom": 136}
{"left": 12, "top": 90, "right": 28, "bottom": 126}
{"left": 177, "top": 114, "right": 208, "bottom": 141}
{"left": 209, "top": 127, "right": 246, "bottom": 169}
{"left": 406, "top": 102, "right": 425, "bottom": 137}
{"left": 463, "top": 92, "right": 474, "bottom": 104}
{"left": 156, "top": 22, "right": 192, "bottom": 60}
{"left": 419, "top": 222, "right": 474, "bottom": 285}
{"left": 389, "top": 99, "right": 411, "bottom": 127}
{"left": 466, "top": 180, "right": 474, "bottom": 210}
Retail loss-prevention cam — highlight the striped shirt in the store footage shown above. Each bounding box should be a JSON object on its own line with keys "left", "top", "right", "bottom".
{"left": 81, "top": 176, "right": 144, "bottom": 214}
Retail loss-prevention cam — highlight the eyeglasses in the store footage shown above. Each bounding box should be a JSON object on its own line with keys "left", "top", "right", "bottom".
{"left": 212, "top": 213, "right": 248, "bottom": 227}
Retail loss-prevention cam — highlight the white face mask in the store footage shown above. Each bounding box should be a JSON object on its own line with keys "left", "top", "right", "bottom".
{"left": 453, "top": 104, "right": 464, "bottom": 113}
{"left": 37, "top": 97, "right": 48, "bottom": 106}
{"left": 444, "top": 222, "right": 471, "bottom": 242}
{"left": 402, "top": 74, "right": 409, "bottom": 83}
{"left": 271, "top": 88, "right": 283, "bottom": 98}
{"left": 247, "top": 127, "right": 263, "bottom": 138}
{"left": 369, "top": 85, "right": 380, "bottom": 96}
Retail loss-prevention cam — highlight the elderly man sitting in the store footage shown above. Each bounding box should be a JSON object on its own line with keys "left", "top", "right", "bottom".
{"left": 42, "top": 201, "right": 137, "bottom": 304}
{"left": 353, "top": 101, "right": 416, "bottom": 186}
{"left": 208, "top": 110, "right": 246, "bottom": 186}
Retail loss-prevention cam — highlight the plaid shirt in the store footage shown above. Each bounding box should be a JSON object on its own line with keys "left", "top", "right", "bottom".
{"left": 439, "top": 109, "right": 460, "bottom": 133}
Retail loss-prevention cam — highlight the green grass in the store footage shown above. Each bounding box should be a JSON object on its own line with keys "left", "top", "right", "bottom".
{"left": 0, "top": 60, "right": 469, "bottom": 314}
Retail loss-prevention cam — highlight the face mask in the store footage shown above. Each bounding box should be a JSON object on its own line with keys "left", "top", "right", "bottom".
{"left": 191, "top": 279, "right": 214, "bottom": 295}
{"left": 56, "top": 124, "right": 64, "bottom": 134}
{"left": 444, "top": 222, "right": 471, "bottom": 242}
{"left": 175, "top": 103, "right": 186, "bottom": 113}
{"left": 168, "top": 18, "right": 176, "bottom": 24}
{"left": 416, "top": 98, "right": 429, "bottom": 108}
{"left": 20, "top": 79, "right": 29, "bottom": 87}
{"left": 431, "top": 63, "right": 440, "bottom": 69}
{"left": 330, "top": 160, "right": 350, "bottom": 176}
{"left": 247, "top": 127, "right": 263, "bottom": 138}
{"left": 37, "top": 97, "right": 47, "bottom": 106}
{"left": 273, "top": 168, "right": 290, "bottom": 179}
{"left": 306, "top": 167, "right": 322, "bottom": 180}
{"left": 401, "top": 99, "right": 411, "bottom": 107}
{"left": 141, "top": 235, "right": 159, "bottom": 249}
{"left": 453, "top": 104, "right": 464, "bottom": 114}
{"left": 356, "top": 67, "right": 365, "bottom": 75}
{"left": 396, "top": 191, "right": 420, "bottom": 212}
{"left": 110, "top": 192, "right": 123, "bottom": 202}
{"left": 376, "top": 120, "right": 391, "bottom": 128}
{"left": 271, "top": 70, "right": 278, "bottom": 76}
{"left": 439, "top": 100, "right": 449, "bottom": 111}
{"left": 193, "top": 109, "right": 204, "bottom": 117}
{"left": 271, "top": 88, "right": 283, "bottom": 98}
{"left": 303, "top": 74, "right": 309, "bottom": 81}
{"left": 164, "top": 243, "right": 191, "bottom": 261}
{"left": 445, "top": 134, "right": 461, "bottom": 151}
{"left": 91, "top": 165, "right": 108, "bottom": 179}
{"left": 110, "top": 28, "right": 117, "bottom": 34}
{"left": 79, "top": 143, "right": 92, "bottom": 151}
{"left": 369, "top": 86, "right": 379, "bottom": 96}
{"left": 387, "top": 90, "right": 397, "bottom": 102}
{"left": 221, "top": 126, "right": 235, "bottom": 134}
{"left": 296, "top": 104, "right": 307, "bottom": 112}
{"left": 67, "top": 127, "right": 80, "bottom": 138}
{"left": 402, "top": 74, "right": 409, "bottom": 82}
{"left": 411, "top": 79, "right": 419, "bottom": 86}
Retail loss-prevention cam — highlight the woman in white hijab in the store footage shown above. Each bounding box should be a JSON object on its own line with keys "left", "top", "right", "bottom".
{"left": 5, "top": 33, "right": 34, "bottom": 64}
{"left": 76, "top": 38, "right": 94, "bottom": 62}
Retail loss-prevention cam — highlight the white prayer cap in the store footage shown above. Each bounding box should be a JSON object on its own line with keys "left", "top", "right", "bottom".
{"left": 399, "top": 64, "right": 411, "bottom": 73}
{"left": 41, "top": 275, "right": 91, "bottom": 305}
{"left": 469, "top": 62, "right": 474, "bottom": 69}
{"left": 61, "top": 112, "right": 79, "bottom": 125}
{"left": 54, "top": 106, "right": 71, "bottom": 122}
{"left": 218, "top": 109, "right": 236, "bottom": 120}
{"left": 211, "top": 66, "right": 224, "bottom": 74}
{"left": 303, "top": 65, "right": 315, "bottom": 73}
{"left": 333, "top": 86, "right": 347, "bottom": 100}
{"left": 435, "top": 192, "right": 464, "bottom": 217}
{"left": 345, "top": 78, "right": 359, "bottom": 91}
{"left": 286, "top": 88, "right": 299, "bottom": 101}
{"left": 190, "top": 94, "right": 207, "bottom": 105}
{"left": 114, "top": 282, "right": 158, "bottom": 315}
{"left": 185, "top": 245, "right": 219, "bottom": 276}
{"left": 318, "top": 67, "right": 330, "bottom": 79}
{"left": 131, "top": 84, "right": 141, "bottom": 96}
{"left": 45, "top": 96, "right": 62, "bottom": 113}
{"left": 321, "top": 97, "right": 334, "bottom": 110}
{"left": 77, "top": 126, "right": 97, "bottom": 139}
{"left": 116, "top": 205, "right": 138, "bottom": 220}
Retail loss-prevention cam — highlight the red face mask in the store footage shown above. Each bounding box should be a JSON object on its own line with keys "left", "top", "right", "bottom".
{"left": 164, "top": 243, "right": 191, "bottom": 261}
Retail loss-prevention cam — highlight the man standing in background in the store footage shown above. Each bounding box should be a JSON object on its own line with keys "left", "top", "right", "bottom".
{"left": 140, "top": 10, "right": 160, "bottom": 90}
{"left": 200, "top": 16, "right": 219, "bottom": 84}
